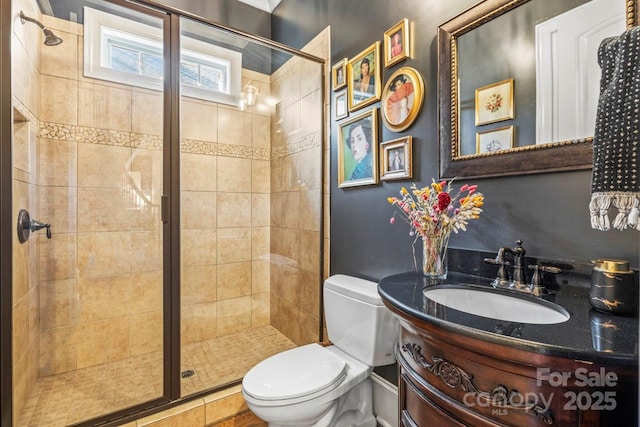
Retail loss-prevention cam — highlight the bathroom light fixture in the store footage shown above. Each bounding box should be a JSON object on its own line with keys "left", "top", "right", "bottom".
{"left": 243, "top": 81, "right": 259, "bottom": 106}
{"left": 20, "top": 10, "right": 63, "bottom": 46}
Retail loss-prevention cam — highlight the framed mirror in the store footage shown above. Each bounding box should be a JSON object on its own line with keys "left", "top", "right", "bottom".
{"left": 438, "top": 0, "right": 638, "bottom": 179}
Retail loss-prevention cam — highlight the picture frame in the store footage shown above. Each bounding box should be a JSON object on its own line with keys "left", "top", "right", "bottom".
{"left": 380, "top": 136, "right": 412, "bottom": 181}
{"left": 475, "top": 78, "right": 514, "bottom": 125}
{"left": 332, "top": 58, "right": 347, "bottom": 91}
{"left": 384, "top": 18, "right": 410, "bottom": 68}
{"left": 381, "top": 67, "right": 424, "bottom": 132}
{"left": 338, "top": 108, "right": 379, "bottom": 188}
{"left": 348, "top": 42, "right": 381, "bottom": 112}
{"left": 334, "top": 89, "right": 348, "bottom": 120}
{"left": 476, "top": 125, "right": 514, "bottom": 154}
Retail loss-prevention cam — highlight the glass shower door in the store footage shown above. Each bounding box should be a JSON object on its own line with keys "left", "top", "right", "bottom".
{"left": 11, "top": 1, "right": 168, "bottom": 425}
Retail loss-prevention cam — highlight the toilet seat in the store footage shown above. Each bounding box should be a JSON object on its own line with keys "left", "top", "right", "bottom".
{"left": 243, "top": 344, "right": 347, "bottom": 404}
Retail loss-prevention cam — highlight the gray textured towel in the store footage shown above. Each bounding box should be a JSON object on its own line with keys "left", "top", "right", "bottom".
{"left": 590, "top": 27, "right": 640, "bottom": 231}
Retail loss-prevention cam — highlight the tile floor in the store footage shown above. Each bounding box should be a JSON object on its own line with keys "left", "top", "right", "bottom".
{"left": 17, "top": 326, "right": 296, "bottom": 427}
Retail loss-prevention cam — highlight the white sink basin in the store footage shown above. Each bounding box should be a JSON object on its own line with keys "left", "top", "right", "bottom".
{"left": 423, "top": 286, "right": 570, "bottom": 324}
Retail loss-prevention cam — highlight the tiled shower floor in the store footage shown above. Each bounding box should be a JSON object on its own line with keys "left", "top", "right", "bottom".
{"left": 17, "top": 326, "right": 296, "bottom": 427}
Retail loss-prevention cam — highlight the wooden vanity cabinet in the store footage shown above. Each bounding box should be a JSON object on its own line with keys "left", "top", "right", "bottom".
{"left": 390, "top": 307, "right": 638, "bottom": 427}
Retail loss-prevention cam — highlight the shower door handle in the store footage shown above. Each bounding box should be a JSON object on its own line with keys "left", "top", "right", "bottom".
{"left": 161, "top": 195, "right": 169, "bottom": 223}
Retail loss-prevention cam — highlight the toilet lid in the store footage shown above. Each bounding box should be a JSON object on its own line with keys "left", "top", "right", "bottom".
{"left": 243, "top": 344, "right": 347, "bottom": 401}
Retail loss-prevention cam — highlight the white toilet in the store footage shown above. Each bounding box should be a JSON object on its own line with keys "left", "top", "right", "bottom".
{"left": 241, "top": 274, "right": 399, "bottom": 426}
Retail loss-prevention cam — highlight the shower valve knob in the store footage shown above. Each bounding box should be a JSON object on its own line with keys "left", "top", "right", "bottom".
{"left": 17, "top": 209, "right": 52, "bottom": 243}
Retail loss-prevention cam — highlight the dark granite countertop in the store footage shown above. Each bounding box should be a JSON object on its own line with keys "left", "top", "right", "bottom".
{"left": 378, "top": 271, "right": 639, "bottom": 367}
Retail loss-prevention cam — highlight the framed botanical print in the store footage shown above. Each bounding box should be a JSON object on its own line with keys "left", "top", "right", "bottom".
{"left": 384, "top": 18, "right": 410, "bottom": 67}
{"left": 335, "top": 89, "right": 348, "bottom": 120}
{"left": 380, "top": 136, "right": 412, "bottom": 181}
{"left": 332, "top": 58, "right": 347, "bottom": 91}
{"left": 337, "top": 108, "right": 379, "bottom": 188}
{"left": 475, "top": 78, "right": 514, "bottom": 125}
{"left": 476, "top": 125, "right": 514, "bottom": 154}
{"left": 381, "top": 67, "right": 425, "bottom": 132}
{"left": 347, "top": 42, "right": 381, "bottom": 112}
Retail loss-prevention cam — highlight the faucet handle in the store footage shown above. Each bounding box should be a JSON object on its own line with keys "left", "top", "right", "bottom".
{"left": 528, "top": 264, "right": 561, "bottom": 296}
{"left": 484, "top": 257, "right": 511, "bottom": 288}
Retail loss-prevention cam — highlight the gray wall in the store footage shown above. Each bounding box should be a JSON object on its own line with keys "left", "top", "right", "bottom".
{"left": 271, "top": 0, "right": 639, "bottom": 281}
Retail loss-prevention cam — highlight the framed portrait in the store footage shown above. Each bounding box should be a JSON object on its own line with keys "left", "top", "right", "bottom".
{"left": 337, "top": 108, "right": 379, "bottom": 188}
{"left": 384, "top": 18, "right": 410, "bottom": 68}
{"left": 380, "top": 136, "right": 412, "bottom": 181}
{"left": 475, "top": 78, "right": 514, "bottom": 125}
{"left": 334, "top": 89, "right": 348, "bottom": 120}
{"left": 332, "top": 58, "right": 347, "bottom": 91}
{"left": 347, "top": 42, "right": 381, "bottom": 112}
{"left": 476, "top": 125, "right": 514, "bottom": 154}
{"left": 381, "top": 67, "right": 425, "bottom": 132}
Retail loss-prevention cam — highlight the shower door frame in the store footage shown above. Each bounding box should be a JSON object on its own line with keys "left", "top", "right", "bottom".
{"left": 0, "top": 0, "right": 326, "bottom": 426}
{"left": 1, "top": 0, "right": 14, "bottom": 426}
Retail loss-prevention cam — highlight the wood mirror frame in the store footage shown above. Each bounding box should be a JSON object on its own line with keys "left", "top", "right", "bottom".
{"left": 438, "top": 0, "right": 638, "bottom": 179}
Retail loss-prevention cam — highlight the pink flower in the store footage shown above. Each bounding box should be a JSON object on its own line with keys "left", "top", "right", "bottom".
{"left": 460, "top": 184, "right": 469, "bottom": 192}
{"left": 390, "top": 217, "right": 395, "bottom": 224}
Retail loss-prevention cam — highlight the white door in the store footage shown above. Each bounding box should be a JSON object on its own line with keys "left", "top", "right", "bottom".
{"left": 535, "top": 0, "right": 626, "bottom": 144}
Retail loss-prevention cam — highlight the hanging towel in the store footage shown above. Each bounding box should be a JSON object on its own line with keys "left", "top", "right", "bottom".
{"left": 590, "top": 27, "right": 640, "bottom": 231}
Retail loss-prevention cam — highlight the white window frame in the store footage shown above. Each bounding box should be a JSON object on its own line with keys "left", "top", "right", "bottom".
{"left": 84, "top": 7, "right": 242, "bottom": 106}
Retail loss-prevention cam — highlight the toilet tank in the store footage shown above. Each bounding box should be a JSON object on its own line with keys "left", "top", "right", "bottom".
{"left": 324, "top": 275, "right": 399, "bottom": 366}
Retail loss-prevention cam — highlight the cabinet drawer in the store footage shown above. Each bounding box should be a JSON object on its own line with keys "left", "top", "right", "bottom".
{"left": 401, "top": 370, "right": 472, "bottom": 427}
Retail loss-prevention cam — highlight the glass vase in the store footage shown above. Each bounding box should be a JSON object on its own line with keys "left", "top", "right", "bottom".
{"left": 422, "top": 233, "right": 450, "bottom": 279}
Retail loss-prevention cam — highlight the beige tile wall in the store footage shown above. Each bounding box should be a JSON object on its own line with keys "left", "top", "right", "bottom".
{"left": 269, "top": 28, "right": 328, "bottom": 346}
{"left": 12, "top": 0, "right": 43, "bottom": 419}
{"left": 180, "top": 68, "right": 273, "bottom": 353}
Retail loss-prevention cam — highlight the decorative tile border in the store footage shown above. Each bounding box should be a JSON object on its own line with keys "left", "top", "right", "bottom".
{"left": 181, "top": 139, "right": 218, "bottom": 156}
{"left": 39, "top": 123, "right": 75, "bottom": 140}
{"left": 132, "top": 133, "right": 163, "bottom": 150}
{"left": 37, "top": 121, "right": 319, "bottom": 161}
{"left": 76, "top": 126, "right": 130, "bottom": 147}
{"left": 271, "top": 132, "right": 321, "bottom": 159}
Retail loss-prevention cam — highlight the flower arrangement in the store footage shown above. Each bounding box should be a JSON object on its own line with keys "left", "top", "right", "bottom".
{"left": 387, "top": 179, "right": 484, "bottom": 277}
{"left": 485, "top": 93, "right": 503, "bottom": 113}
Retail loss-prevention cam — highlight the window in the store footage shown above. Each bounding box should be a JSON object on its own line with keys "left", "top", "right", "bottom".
{"left": 84, "top": 7, "right": 242, "bottom": 106}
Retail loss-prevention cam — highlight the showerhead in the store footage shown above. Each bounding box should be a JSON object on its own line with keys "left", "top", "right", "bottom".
{"left": 20, "top": 10, "right": 63, "bottom": 46}
{"left": 42, "top": 28, "right": 63, "bottom": 46}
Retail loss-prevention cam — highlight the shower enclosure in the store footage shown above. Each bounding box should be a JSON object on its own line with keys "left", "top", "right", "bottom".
{"left": 1, "top": 0, "right": 325, "bottom": 425}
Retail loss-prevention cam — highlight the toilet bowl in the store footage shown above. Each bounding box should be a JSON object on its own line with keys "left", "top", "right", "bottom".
{"left": 242, "top": 275, "right": 399, "bottom": 426}
{"left": 243, "top": 344, "right": 374, "bottom": 426}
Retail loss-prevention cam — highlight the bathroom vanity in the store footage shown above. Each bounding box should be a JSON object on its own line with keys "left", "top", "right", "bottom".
{"left": 378, "top": 272, "right": 639, "bottom": 427}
